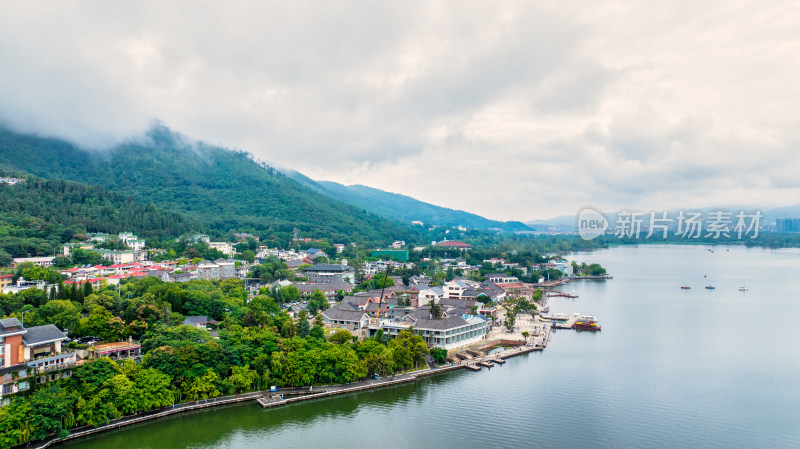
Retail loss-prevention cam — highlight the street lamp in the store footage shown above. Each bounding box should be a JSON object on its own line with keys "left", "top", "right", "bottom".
{"left": 20, "top": 310, "right": 29, "bottom": 327}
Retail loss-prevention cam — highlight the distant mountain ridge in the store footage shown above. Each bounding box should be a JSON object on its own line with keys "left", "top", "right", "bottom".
{"left": 284, "top": 170, "right": 532, "bottom": 232}
{"left": 527, "top": 205, "right": 800, "bottom": 229}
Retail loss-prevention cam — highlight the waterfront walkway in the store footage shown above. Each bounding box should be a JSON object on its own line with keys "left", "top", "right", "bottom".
{"left": 24, "top": 345, "right": 540, "bottom": 449}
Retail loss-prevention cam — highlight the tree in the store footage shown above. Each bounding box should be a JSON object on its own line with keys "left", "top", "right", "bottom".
{"left": 428, "top": 300, "right": 443, "bottom": 319}
{"left": 430, "top": 347, "right": 448, "bottom": 364}
{"left": 81, "top": 306, "right": 125, "bottom": 341}
{"left": 329, "top": 328, "right": 352, "bottom": 344}
{"left": 297, "top": 319, "right": 311, "bottom": 338}
{"left": 39, "top": 300, "right": 82, "bottom": 333}
{"left": 241, "top": 250, "right": 255, "bottom": 263}
{"left": 228, "top": 365, "right": 258, "bottom": 393}
{"left": 504, "top": 315, "right": 516, "bottom": 332}
{"left": 307, "top": 291, "right": 329, "bottom": 315}
{"left": 183, "top": 370, "right": 220, "bottom": 400}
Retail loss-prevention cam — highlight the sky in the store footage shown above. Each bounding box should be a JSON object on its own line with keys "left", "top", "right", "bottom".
{"left": 1, "top": 1, "right": 798, "bottom": 222}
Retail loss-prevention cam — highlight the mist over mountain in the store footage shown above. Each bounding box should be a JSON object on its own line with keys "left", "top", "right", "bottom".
{"left": 0, "top": 126, "right": 414, "bottom": 244}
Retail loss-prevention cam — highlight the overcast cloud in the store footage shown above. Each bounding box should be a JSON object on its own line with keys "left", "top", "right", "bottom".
{"left": 1, "top": 1, "right": 798, "bottom": 221}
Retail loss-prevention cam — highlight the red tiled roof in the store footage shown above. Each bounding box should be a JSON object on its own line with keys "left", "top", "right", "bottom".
{"left": 437, "top": 241, "right": 473, "bottom": 248}
{"left": 0, "top": 274, "right": 14, "bottom": 279}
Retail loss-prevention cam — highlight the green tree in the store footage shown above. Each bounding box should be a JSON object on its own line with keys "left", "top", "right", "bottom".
{"left": 329, "top": 328, "right": 352, "bottom": 344}
{"left": 184, "top": 370, "right": 220, "bottom": 400}
{"left": 430, "top": 347, "right": 448, "bottom": 364}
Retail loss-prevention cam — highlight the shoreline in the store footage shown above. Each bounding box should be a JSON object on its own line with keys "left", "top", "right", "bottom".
{"left": 24, "top": 345, "right": 541, "bottom": 449}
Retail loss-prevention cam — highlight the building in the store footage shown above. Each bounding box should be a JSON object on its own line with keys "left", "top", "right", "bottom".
{"left": 196, "top": 261, "right": 220, "bottom": 280}
{"left": 96, "top": 250, "right": 135, "bottom": 265}
{"left": 435, "top": 241, "right": 473, "bottom": 250}
{"left": 321, "top": 303, "right": 369, "bottom": 330}
{"left": 88, "top": 342, "right": 141, "bottom": 361}
{"left": 303, "top": 264, "right": 355, "bottom": 284}
{"left": 0, "top": 274, "right": 13, "bottom": 290}
{"left": 485, "top": 273, "right": 519, "bottom": 284}
{"left": 293, "top": 282, "right": 354, "bottom": 299}
{"left": 776, "top": 218, "right": 800, "bottom": 233}
{"left": 1, "top": 319, "right": 75, "bottom": 403}
{"left": 11, "top": 256, "right": 55, "bottom": 268}
{"left": 182, "top": 316, "right": 220, "bottom": 329}
{"left": 442, "top": 279, "right": 474, "bottom": 299}
{"left": 208, "top": 241, "right": 236, "bottom": 256}
{"left": 370, "top": 250, "right": 409, "bottom": 262}
{"left": 376, "top": 314, "right": 489, "bottom": 350}
{"left": 2, "top": 277, "right": 48, "bottom": 295}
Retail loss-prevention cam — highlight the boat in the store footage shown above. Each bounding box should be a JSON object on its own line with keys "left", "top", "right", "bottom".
{"left": 540, "top": 312, "right": 568, "bottom": 321}
{"left": 705, "top": 285, "right": 715, "bottom": 290}
{"left": 739, "top": 279, "right": 748, "bottom": 291}
{"left": 681, "top": 286, "right": 691, "bottom": 289}
{"left": 573, "top": 315, "right": 601, "bottom": 331}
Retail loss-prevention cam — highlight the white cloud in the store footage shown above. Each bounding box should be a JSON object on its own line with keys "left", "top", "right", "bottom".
{"left": 0, "top": 1, "right": 798, "bottom": 220}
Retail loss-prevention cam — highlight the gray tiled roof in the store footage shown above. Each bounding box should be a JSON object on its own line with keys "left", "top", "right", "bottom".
{"left": 0, "top": 317, "right": 23, "bottom": 330}
{"left": 0, "top": 318, "right": 25, "bottom": 337}
{"left": 293, "top": 282, "right": 354, "bottom": 292}
{"left": 303, "top": 264, "right": 354, "bottom": 273}
{"left": 412, "top": 315, "right": 468, "bottom": 331}
{"left": 322, "top": 304, "right": 367, "bottom": 322}
{"left": 438, "top": 298, "right": 478, "bottom": 308}
{"left": 21, "top": 324, "right": 67, "bottom": 345}
{"left": 183, "top": 316, "right": 209, "bottom": 325}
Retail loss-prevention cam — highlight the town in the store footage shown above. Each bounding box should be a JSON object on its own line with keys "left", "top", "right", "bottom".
{"left": 0, "top": 226, "right": 613, "bottom": 446}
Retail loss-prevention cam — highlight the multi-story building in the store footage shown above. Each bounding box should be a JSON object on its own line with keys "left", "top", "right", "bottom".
{"left": 303, "top": 264, "right": 355, "bottom": 284}
{"left": 208, "top": 242, "right": 236, "bottom": 256}
{"left": 96, "top": 250, "right": 135, "bottom": 265}
{"left": 1, "top": 318, "right": 75, "bottom": 404}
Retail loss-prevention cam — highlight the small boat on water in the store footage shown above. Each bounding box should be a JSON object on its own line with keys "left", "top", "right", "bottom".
{"left": 681, "top": 286, "right": 691, "bottom": 289}
{"left": 705, "top": 285, "right": 715, "bottom": 290}
{"left": 739, "top": 279, "right": 748, "bottom": 291}
{"left": 573, "top": 314, "right": 601, "bottom": 331}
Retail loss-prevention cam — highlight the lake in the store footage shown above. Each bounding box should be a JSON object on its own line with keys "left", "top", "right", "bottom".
{"left": 64, "top": 244, "right": 800, "bottom": 448}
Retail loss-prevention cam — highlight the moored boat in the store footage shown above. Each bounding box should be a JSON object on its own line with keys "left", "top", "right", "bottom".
{"left": 573, "top": 315, "right": 601, "bottom": 331}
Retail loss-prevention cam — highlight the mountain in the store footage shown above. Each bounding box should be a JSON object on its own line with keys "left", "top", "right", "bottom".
{"left": 0, "top": 126, "right": 413, "bottom": 244}
{"left": 527, "top": 204, "right": 800, "bottom": 231}
{"left": 285, "top": 171, "right": 532, "bottom": 232}
{"left": 0, "top": 176, "right": 193, "bottom": 261}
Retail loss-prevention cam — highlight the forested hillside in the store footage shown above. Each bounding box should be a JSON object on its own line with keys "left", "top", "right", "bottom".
{"left": 0, "top": 177, "right": 193, "bottom": 262}
{"left": 286, "top": 170, "right": 532, "bottom": 232}
{"left": 0, "top": 127, "right": 415, "bottom": 244}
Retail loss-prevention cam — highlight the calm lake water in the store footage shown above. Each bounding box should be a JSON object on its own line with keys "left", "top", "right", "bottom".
{"left": 64, "top": 245, "right": 800, "bottom": 448}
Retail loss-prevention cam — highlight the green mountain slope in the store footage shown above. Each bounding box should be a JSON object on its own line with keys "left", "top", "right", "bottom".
{"left": 0, "top": 176, "right": 193, "bottom": 260}
{"left": 0, "top": 126, "right": 411, "bottom": 244}
{"left": 285, "top": 171, "right": 531, "bottom": 232}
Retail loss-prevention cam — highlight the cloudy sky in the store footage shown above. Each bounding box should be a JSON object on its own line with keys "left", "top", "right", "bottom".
{"left": 1, "top": 1, "right": 798, "bottom": 221}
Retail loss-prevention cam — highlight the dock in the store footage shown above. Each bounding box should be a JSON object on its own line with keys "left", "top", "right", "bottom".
{"left": 545, "top": 292, "right": 579, "bottom": 298}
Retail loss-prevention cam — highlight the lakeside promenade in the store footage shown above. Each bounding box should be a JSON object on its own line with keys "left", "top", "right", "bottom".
{"left": 23, "top": 344, "right": 541, "bottom": 449}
